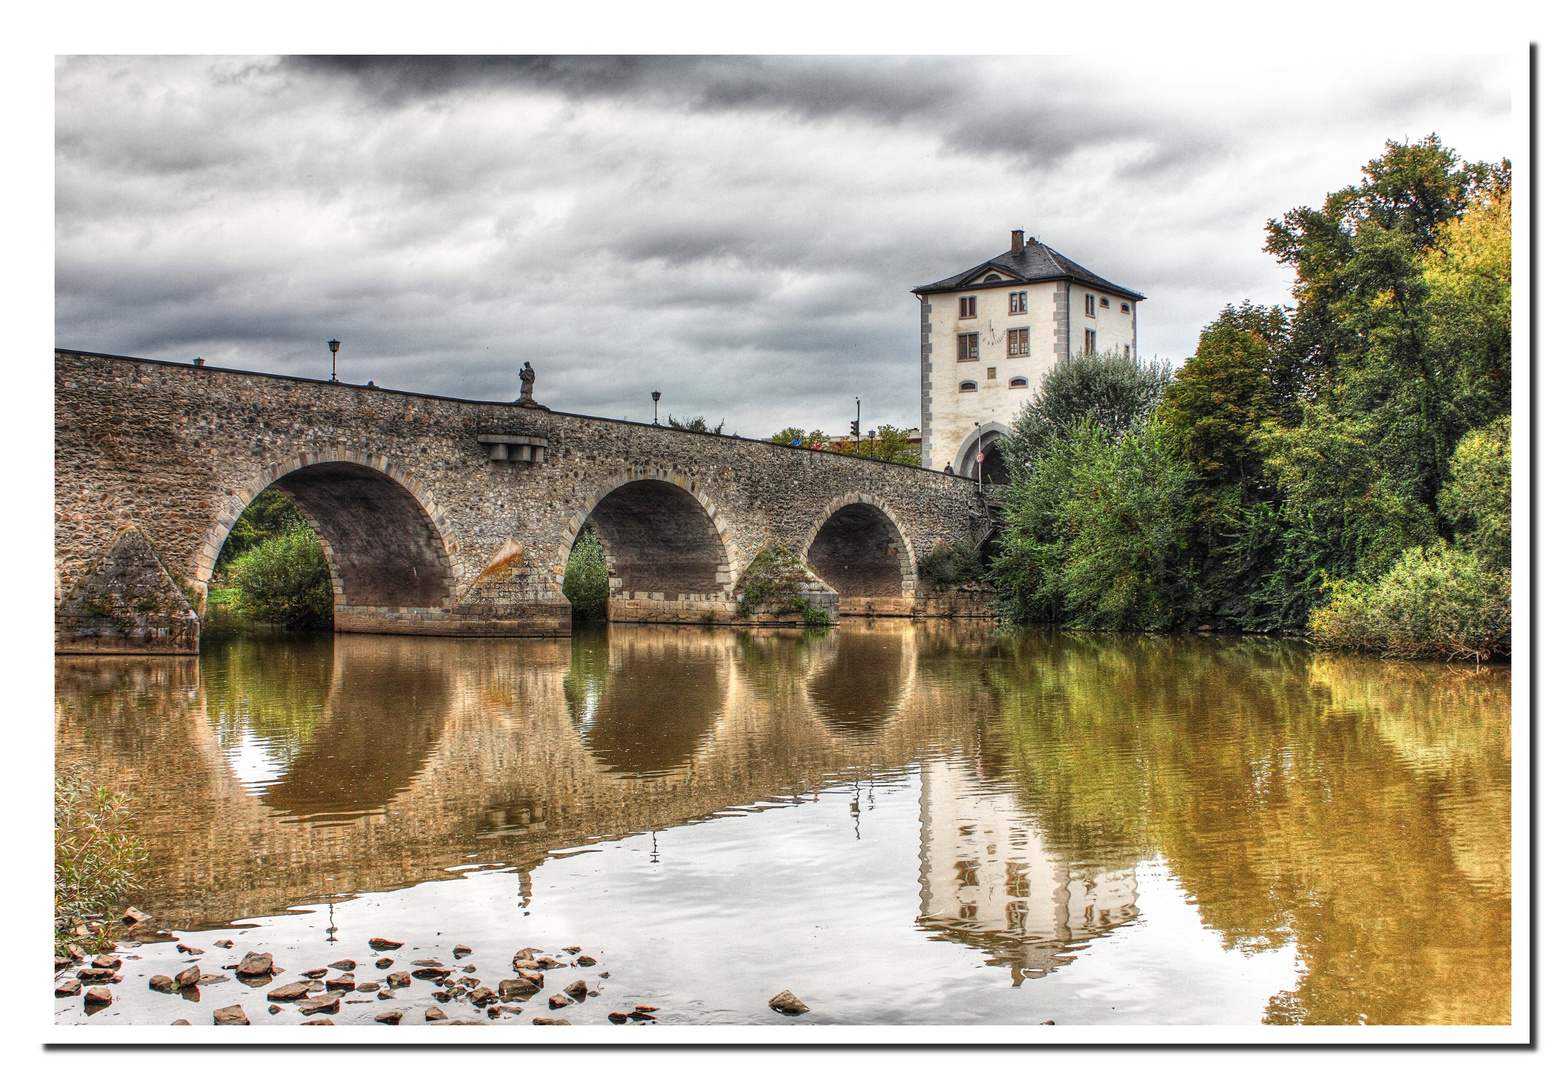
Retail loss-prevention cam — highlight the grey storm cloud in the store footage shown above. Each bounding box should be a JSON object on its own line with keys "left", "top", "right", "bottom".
{"left": 56, "top": 54, "right": 1513, "bottom": 439}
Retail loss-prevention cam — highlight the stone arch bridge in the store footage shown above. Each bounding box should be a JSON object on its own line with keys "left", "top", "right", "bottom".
{"left": 55, "top": 351, "right": 989, "bottom": 653}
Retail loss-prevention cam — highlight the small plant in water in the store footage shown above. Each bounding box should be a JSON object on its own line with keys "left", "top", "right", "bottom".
{"left": 55, "top": 763, "right": 146, "bottom": 952}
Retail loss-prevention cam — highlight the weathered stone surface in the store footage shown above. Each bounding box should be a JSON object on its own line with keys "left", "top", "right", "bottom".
{"left": 576, "top": 955, "right": 597, "bottom": 967}
{"left": 468, "top": 986, "right": 498, "bottom": 1007}
{"left": 535, "top": 956, "right": 566, "bottom": 970}
{"left": 56, "top": 980, "right": 82, "bottom": 997}
{"left": 148, "top": 974, "right": 175, "bottom": 993}
{"left": 171, "top": 1018, "right": 190, "bottom": 1025}
{"left": 328, "top": 959, "right": 356, "bottom": 971}
{"left": 83, "top": 987, "right": 112, "bottom": 1008}
{"left": 368, "top": 937, "right": 403, "bottom": 951}
{"left": 67, "top": 944, "right": 87, "bottom": 963}
{"left": 235, "top": 951, "right": 274, "bottom": 976}
{"left": 431, "top": 990, "right": 452, "bottom": 1003}
{"left": 386, "top": 971, "right": 412, "bottom": 988}
{"left": 268, "top": 1004, "right": 282, "bottom": 1015}
{"left": 302, "top": 1019, "right": 334, "bottom": 1025}
{"left": 175, "top": 944, "right": 203, "bottom": 955}
{"left": 197, "top": 974, "right": 229, "bottom": 985}
{"left": 325, "top": 974, "right": 357, "bottom": 992}
{"left": 266, "top": 981, "right": 313, "bottom": 1002}
{"left": 90, "top": 954, "right": 121, "bottom": 969}
{"left": 122, "top": 907, "right": 150, "bottom": 924}
{"left": 298, "top": 994, "right": 341, "bottom": 1015}
{"left": 302, "top": 968, "right": 328, "bottom": 978}
{"left": 452, "top": 945, "right": 472, "bottom": 958}
{"left": 425, "top": 1006, "right": 447, "bottom": 1022}
{"left": 532, "top": 1017, "right": 570, "bottom": 1025}
{"left": 175, "top": 965, "right": 201, "bottom": 987}
{"left": 213, "top": 1004, "right": 249, "bottom": 1025}
{"left": 375, "top": 957, "right": 394, "bottom": 969}
{"left": 563, "top": 980, "right": 588, "bottom": 1001}
{"left": 768, "top": 990, "right": 809, "bottom": 1015}
{"left": 377, "top": 988, "right": 396, "bottom": 1000}
{"left": 498, "top": 978, "right": 541, "bottom": 1001}
{"left": 412, "top": 967, "right": 451, "bottom": 981}
{"left": 77, "top": 968, "right": 114, "bottom": 983}
{"left": 547, "top": 994, "right": 571, "bottom": 1010}
{"left": 356, "top": 982, "right": 380, "bottom": 993}
{"left": 55, "top": 351, "right": 985, "bottom": 653}
{"left": 213, "top": 939, "right": 234, "bottom": 948}
{"left": 607, "top": 1012, "right": 628, "bottom": 1024}
{"left": 376, "top": 1011, "right": 402, "bottom": 1025}
{"left": 55, "top": 523, "right": 199, "bottom": 654}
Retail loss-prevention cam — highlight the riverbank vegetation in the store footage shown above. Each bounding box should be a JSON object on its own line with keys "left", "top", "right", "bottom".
{"left": 208, "top": 490, "right": 333, "bottom": 630}
{"left": 55, "top": 764, "right": 146, "bottom": 951}
{"left": 563, "top": 523, "right": 610, "bottom": 621}
{"left": 993, "top": 136, "right": 1511, "bottom": 661}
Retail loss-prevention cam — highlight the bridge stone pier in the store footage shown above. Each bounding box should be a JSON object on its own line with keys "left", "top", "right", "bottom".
{"left": 55, "top": 350, "right": 987, "bottom": 653}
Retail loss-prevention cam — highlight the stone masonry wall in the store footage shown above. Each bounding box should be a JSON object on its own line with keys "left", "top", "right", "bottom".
{"left": 56, "top": 351, "right": 986, "bottom": 644}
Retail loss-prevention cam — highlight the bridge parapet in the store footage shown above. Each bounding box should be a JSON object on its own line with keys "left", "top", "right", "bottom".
{"left": 55, "top": 350, "right": 986, "bottom": 651}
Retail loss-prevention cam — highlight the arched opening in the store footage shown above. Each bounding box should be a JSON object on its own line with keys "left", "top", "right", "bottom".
{"left": 585, "top": 479, "right": 731, "bottom": 609}
{"left": 268, "top": 461, "right": 452, "bottom": 611}
{"left": 979, "top": 440, "right": 1010, "bottom": 486}
{"left": 956, "top": 424, "right": 1013, "bottom": 486}
{"left": 807, "top": 503, "right": 908, "bottom": 600}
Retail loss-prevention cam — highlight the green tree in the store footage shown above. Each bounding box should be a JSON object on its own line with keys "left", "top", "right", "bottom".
{"left": 1438, "top": 415, "right": 1510, "bottom": 570}
{"left": 214, "top": 489, "right": 310, "bottom": 575}
{"left": 668, "top": 415, "right": 725, "bottom": 434}
{"left": 860, "top": 425, "right": 920, "bottom": 466}
{"left": 1003, "top": 350, "right": 1173, "bottom": 468}
{"left": 562, "top": 522, "right": 610, "bottom": 620}
{"left": 228, "top": 530, "right": 334, "bottom": 629}
{"left": 771, "top": 426, "right": 827, "bottom": 447}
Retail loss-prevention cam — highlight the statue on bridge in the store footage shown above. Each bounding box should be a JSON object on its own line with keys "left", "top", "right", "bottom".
{"left": 516, "top": 362, "right": 547, "bottom": 410}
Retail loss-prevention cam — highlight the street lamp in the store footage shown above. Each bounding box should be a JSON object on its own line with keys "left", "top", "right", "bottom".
{"left": 328, "top": 339, "right": 341, "bottom": 383}
{"left": 651, "top": 390, "right": 661, "bottom": 425}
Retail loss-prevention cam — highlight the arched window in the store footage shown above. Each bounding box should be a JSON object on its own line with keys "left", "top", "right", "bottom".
{"left": 1121, "top": 302, "right": 1131, "bottom": 313}
{"left": 959, "top": 380, "right": 978, "bottom": 393}
{"left": 1008, "top": 377, "right": 1028, "bottom": 389}
{"left": 983, "top": 273, "right": 1003, "bottom": 282}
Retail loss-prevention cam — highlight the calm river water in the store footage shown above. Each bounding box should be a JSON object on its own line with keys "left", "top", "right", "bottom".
{"left": 54, "top": 621, "right": 1511, "bottom": 1027}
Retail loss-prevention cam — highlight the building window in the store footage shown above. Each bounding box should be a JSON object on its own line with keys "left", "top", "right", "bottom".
{"left": 1007, "top": 327, "right": 1029, "bottom": 357}
{"left": 1009, "top": 377, "right": 1028, "bottom": 389}
{"left": 1121, "top": 302, "right": 1131, "bottom": 313}
{"left": 1085, "top": 329, "right": 1097, "bottom": 352}
{"left": 1084, "top": 293, "right": 1096, "bottom": 317}
{"left": 1100, "top": 296, "right": 1110, "bottom": 308}
{"left": 984, "top": 273, "right": 1003, "bottom": 282}
{"left": 1009, "top": 291, "right": 1027, "bottom": 314}
{"left": 957, "top": 332, "right": 979, "bottom": 360}
{"left": 986, "top": 367, "right": 997, "bottom": 380}
{"left": 959, "top": 380, "right": 977, "bottom": 392}
{"left": 958, "top": 295, "right": 977, "bottom": 319}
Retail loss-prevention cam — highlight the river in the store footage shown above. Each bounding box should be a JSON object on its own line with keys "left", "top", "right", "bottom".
{"left": 53, "top": 620, "right": 1511, "bottom": 1027}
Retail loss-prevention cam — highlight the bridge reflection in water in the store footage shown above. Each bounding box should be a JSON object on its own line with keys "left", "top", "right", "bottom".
{"left": 54, "top": 623, "right": 1511, "bottom": 1024}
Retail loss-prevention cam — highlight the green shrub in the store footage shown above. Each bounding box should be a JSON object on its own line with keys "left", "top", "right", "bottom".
{"left": 917, "top": 539, "right": 983, "bottom": 590}
{"left": 215, "top": 489, "right": 311, "bottom": 575}
{"left": 735, "top": 544, "right": 812, "bottom": 617}
{"left": 1308, "top": 541, "right": 1510, "bottom": 662}
{"left": 563, "top": 523, "right": 610, "bottom": 620}
{"left": 228, "top": 529, "right": 334, "bottom": 630}
{"left": 55, "top": 764, "right": 146, "bottom": 949}
{"left": 1438, "top": 415, "right": 1510, "bottom": 570}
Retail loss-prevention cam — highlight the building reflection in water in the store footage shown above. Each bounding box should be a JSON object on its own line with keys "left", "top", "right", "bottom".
{"left": 916, "top": 758, "right": 1139, "bottom": 985}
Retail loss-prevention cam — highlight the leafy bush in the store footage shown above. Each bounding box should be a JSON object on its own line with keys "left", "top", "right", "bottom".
{"left": 735, "top": 544, "right": 815, "bottom": 618}
{"left": 917, "top": 539, "right": 983, "bottom": 590}
{"left": 668, "top": 415, "right": 725, "bottom": 434}
{"left": 214, "top": 489, "right": 311, "bottom": 575}
{"left": 228, "top": 529, "right": 334, "bottom": 629}
{"left": 1438, "top": 415, "right": 1510, "bottom": 570}
{"left": 1308, "top": 541, "right": 1510, "bottom": 662}
{"left": 56, "top": 764, "right": 146, "bottom": 948}
{"left": 1004, "top": 350, "right": 1173, "bottom": 467}
{"left": 563, "top": 523, "right": 610, "bottom": 620}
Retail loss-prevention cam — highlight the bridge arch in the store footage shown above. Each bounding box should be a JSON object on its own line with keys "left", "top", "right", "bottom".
{"left": 194, "top": 448, "right": 459, "bottom": 614}
{"left": 802, "top": 493, "right": 917, "bottom": 601}
{"left": 555, "top": 470, "right": 742, "bottom": 611}
{"left": 954, "top": 421, "right": 1013, "bottom": 485}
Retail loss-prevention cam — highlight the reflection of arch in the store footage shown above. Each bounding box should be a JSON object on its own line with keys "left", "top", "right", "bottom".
{"left": 806, "top": 624, "right": 916, "bottom": 738}
{"left": 553, "top": 471, "right": 741, "bottom": 603}
{"left": 567, "top": 629, "right": 725, "bottom": 777}
{"left": 955, "top": 422, "right": 1013, "bottom": 484}
{"left": 194, "top": 450, "right": 459, "bottom": 611}
{"left": 801, "top": 493, "right": 916, "bottom": 599}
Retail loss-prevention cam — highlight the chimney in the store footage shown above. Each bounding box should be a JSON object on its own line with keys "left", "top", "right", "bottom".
{"left": 1011, "top": 230, "right": 1024, "bottom": 255}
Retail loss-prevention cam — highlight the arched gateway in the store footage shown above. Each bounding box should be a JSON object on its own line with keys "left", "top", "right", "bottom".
{"left": 54, "top": 350, "right": 983, "bottom": 652}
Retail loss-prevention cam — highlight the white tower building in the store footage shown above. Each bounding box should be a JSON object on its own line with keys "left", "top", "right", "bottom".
{"left": 914, "top": 231, "right": 1145, "bottom": 480}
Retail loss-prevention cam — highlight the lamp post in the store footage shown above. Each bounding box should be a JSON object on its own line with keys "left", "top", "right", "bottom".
{"left": 328, "top": 339, "right": 341, "bottom": 383}
{"left": 651, "top": 391, "right": 661, "bottom": 425}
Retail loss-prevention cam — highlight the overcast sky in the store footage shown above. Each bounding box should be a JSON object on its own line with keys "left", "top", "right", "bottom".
{"left": 54, "top": 54, "right": 1515, "bottom": 439}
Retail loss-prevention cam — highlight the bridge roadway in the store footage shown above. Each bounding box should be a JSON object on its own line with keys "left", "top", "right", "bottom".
{"left": 54, "top": 350, "right": 988, "bottom": 652}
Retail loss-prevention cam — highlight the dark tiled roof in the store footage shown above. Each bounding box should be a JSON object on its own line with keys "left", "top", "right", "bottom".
{"left": 913, "top": 241, "right": 1145, "bottom": 300}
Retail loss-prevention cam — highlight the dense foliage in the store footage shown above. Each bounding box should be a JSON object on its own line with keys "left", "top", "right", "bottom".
{"left": 214, "top": 489, "right": 311, "bottom": 575}
{"left": 227, "top": 530, "right": 335, "bottom": 629}
{"left": 56, "top": 764, "right": 146, "bottom": 948}
{"left": 917, "top": 539, "right": 984, "bottom": 590}
{"left": 770, "top": 424, "right": 921, "bottom": 466}
{"left": 667, "top": 415, "right": 726, "bottom": 434}
{"left": 562, "top": 522, "right": 610, "bottom": 620}
{"left": 735, "top": 543, "right": 830, "bottom": 624}
{"left": 991, "top": 135, "right": 1511, "bottom": 658}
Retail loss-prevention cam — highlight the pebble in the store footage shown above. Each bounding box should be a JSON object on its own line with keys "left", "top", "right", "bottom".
{"left": 55, "top": 980, "right": 82, "bottom": 997}
{"left": 608, "top": 1012, "right": 628, "bottom": 1024}
{"left": 431, "top": 991, "right": 452, "bottom": 1003}
{"left": 452, "top": 945, "right": 472, "bottom": 958}
{"left": 462, "top": 964, "right": 477, "bottom": 973}
{"left": 377, "top": 989, "right": 396, "bottom": 1000}
{"left": 564, "top": 946, "right": 581, "bottom": 954}
{"left": 368, "top": 938, "right": 403, "bottom": 951}
{"left": 413, "top": 967, "right": 451, "bottom": 981}
{"left": 298, "top": 994, "right": 341, "bottom": 1016}
{"left": 375, "top": 1011, "right": 402, "bottom": 1025}
{"left": 302, "top": 968, "right": 328, "bottom": 978}
{"left": 375, "top": 958, "right": 393, "bottom": 970}
{"left": 325, "top": 974, "right": 357, "bottom": 992}
{"left": 302, "top": 1019, "right": 334, "bottom": 1025}
{"left": 577, "top": 956, "right": 597, "bottom": 967}
{"left": 532, "top": 1017, "right": 570, "bottom": 1025}
{"left": 121, "top": 907, "right": 150, "bottom": 924}
{"left": 564, "top": 980, "right": 588, "bottom": 1001}
{"left": 469, "top": 986, "right": 498, "bottom": 1007}
{"left": 425, "top": 1006, "right": 447, "bottom": 1022}
{"left": 213, "top": 939, "right": 234, "bottom": 949}
{"left": 356, "top": 982, "right": 380, "bottom": 993}
{"left": 213, "top": 1004, "right": 249, "bottom": 1025}
{"left": 235, "top": 951, "right": 274, "bottom": 976}
{"left": 386, "top": 972, "right": 412, "bottom": 988}
{"left": 91, "top": 954, "right": 122, "bottom": 969}
{"left": 268, "top": 1005, "right": 282, "bottom": 1015}
{"left": 265, "top": 982, "right": 313, "bottom": 1002}
{"left": 170, "top": 1019, "right": 190, "bottom": 1025}
{"left": 499, "top": 978, "right": 540, "bottom": 1001}
{"left": 176, "top": 944, "right": 204, "bottom": 956}
{"left": 547, "top": 994, "right": 571, "bottom": 1009}
{"left": 77, "top": 968, "right": 114, "bottom": 984}
{"left": 328, "top": 959, "right": 356, "bottom": 971}
{"left": 769, "top": 990, "right": 809, "bottom": 1015}
{"left": 84, "top": 987, "right": 112, "bottom": 1009}
{"left": 175, "top": 965, "right": 201, "bottom": 988}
